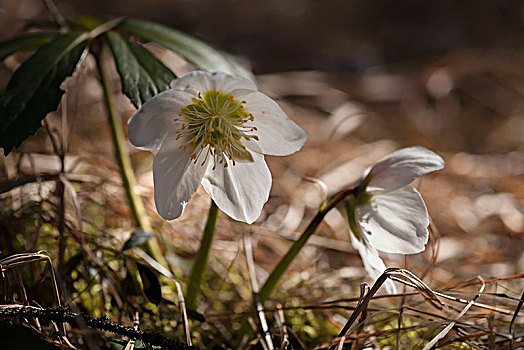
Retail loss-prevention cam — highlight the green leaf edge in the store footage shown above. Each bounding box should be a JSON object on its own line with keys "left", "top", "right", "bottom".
{"left": 118, "top": 18, "right": 254, "bottom": 81}
{"left": 106, "top": 31, "right": 176, "bottom": 109}
{"left": 0, "top": 33, "right": 88, "bottom": 154}
{"left": 0, "top": 33, "right": 54, "bottom": 61}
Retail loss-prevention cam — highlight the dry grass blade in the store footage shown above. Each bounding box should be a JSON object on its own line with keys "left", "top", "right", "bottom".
{"left": 59, "top": 174, "right": 83, "bottom": 232}
{"left": 124, "top": 311, "right": 140, "bottom": 350}
{"left": 331, "top": 268, "right": 446, "bottom": 348}
{"left": 422, "top": 276, "right": 486, "bottom": 349}
{"left": 509, "top": 290, "right": 524, "bottom": 338}
{"left": 303, "top": 177, "right": 329, "bottom": 209}
{"left": 0, "top": 252, "right": 73, "bottom": 347}
{"left": 134, "top": 249, "right": 192, "bottom": 346}
{"left": 244, "top": 231, "right": 274, "bottom": 350}
{"left": 0, "top": 174, "right": 59, "bottom": 194}
{"left": 388, "top": 269, "right": 444, "bottom": 310}
{"left": 247, "top": 316, "right": 269, "bottom": 350}
{"left": 274, "top": 304, "right": 289, "bottom": 350}
{"left": 392, "top": 277, "right": 514, "bottom": 315}
{"left": 0, "top": 252, "right": 61, "bottom": 308}
{"left": 330, "top": 272, "right": 389, "bottom": 348}
{"left": 348, "top": 283, "right": 369, "bottom": 350}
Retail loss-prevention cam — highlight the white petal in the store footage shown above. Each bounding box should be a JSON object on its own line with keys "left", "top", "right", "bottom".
{"left": 128, "top": 89, "right": 193, "bottom": 151}
{"left": 366, "top": 146, "right": 444, "bottom": 193}
{"left": 170, "top": 71, "right": 214, "bottom": 92}
{"left": 356, "top": 186, "right": 429, "bottom": 254}
{"left": 201, "top": 152, "right": 271, "bottom": 224}
{"left": 350, "top": 234, "right": 397, "bottom": 294}
{"left": 153, "top": 133, "right": 208, "bottom": 220}
{"left": 170, "top": 71, "right": 257, "bottom": 95}
{"left": 242, "top": 91, "right": 307, "bottom": 156}
{"left": 209, "top": 71, "right": 258, "bottom": 94}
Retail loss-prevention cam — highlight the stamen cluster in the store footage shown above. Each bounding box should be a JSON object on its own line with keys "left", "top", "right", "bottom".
{"left": 174, "top": 91, "right": 258, "bottom": 169}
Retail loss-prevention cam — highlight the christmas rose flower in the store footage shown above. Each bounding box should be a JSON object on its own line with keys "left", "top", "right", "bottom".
{"left": 128, "top": 71, "right": 307, "bottom": 224}
{"left": 347, "top": 146, "right": 444, "bottom": 291}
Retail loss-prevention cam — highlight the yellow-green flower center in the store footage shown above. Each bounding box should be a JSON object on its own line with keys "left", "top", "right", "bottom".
{"left": 174, "top": 91, "right": 258, "bottom": 169}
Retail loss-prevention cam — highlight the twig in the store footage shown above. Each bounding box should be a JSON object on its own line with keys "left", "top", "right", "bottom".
{"left": 332, "top": 268, "right": 444, "bottom": 347}
{"left": 42, "top": 0, "right": 69, "bottom": 32}
{"left": 94, "top": 45, "right": 168, "bottom": 269}
{"left": 125, "top": 311, "right": 140, "bottom": 350}
{"left": 423, "top": 276, "right": 486, "bottom": 349}
{"left": 135, "top": 250, "right": 192, "bottom": 346}
{"left": 0, "top": 305, "right": 197, "bottom": 349}
{"left": 509, "top": 290, "right": 524, "bottom": 338}
{"left": 274, "top": 304, "right": 289, "bottom": 350}
{"left": 390, "top": 276, "right": 513, "bottom": 315}
{"left": 0, "top": 174, "right": 58, "bottom": 194}
{"left": 247, "top": 317, "right": 268, "bottom": 350}
{"left": 244, "top": 231, "right": 274, "bottom": 350}
{"left": 0, "top": 252, "right": 72, "bottom": 346}
{"left": 351, "top": 284, "right": 370, "bottom": 350}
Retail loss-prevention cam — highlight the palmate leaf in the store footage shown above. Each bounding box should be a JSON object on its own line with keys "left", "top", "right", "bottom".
{"left": 0, "top": 33, "right": 54, "bottom": 61}
{"left": 106, "top": 31, "right": 176, "bottom": 108}
{"left": 118, "top": 19, "right": 254, "bottom": 81}
{"left": 0, "top": 33, "right": 88, "bottom": 155}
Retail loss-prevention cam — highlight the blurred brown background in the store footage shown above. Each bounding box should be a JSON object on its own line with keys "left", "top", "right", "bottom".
{"left": 2, "top": 0, "right": 524, "bottom": 73}
{"left": 1, "top": 1, "right": 523, "bottom": 346}
{"left": 2, "top": 0, "right": 524, "bottom": 279}
{"left": 2, "top": 0, "right": 524, "bottom": 284}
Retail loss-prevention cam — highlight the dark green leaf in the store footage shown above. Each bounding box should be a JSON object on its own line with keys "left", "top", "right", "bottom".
{"left": 0, "top": 33, "right": 88, "bottom": 155}
{"left": 118, "top": 19, "right": 254, "bottom": 81}
{"left": 136, "top": 262, "right": 162, "bottom": 305}
{"left": 0, "top": 322, "right": 59, "bottom": 349}
{"left": 122, "top": 228, "right": 152, "bottom": 251}
{"left": 187, "top": 309, "right": 206, "bottom": 322}
{"left": 106, "top": 31, "right": 176, "bottom": 108}
{"left": 123, "top": 266, "right": 142, "bottom": 297}
{"left": 0, "top": 33, "right": 54, "bottom": 61}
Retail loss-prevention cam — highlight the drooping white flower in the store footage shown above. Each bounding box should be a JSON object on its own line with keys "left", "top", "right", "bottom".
{"left": 350, "top": 234, "right": 397, "bottom": 294}
{"left": 128, "top": 71, "right": 307, "bottom": 224}
{"left": 347, "top": 146, "right": 444, "bottom": 291}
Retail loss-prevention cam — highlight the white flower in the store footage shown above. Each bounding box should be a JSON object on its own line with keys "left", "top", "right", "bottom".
{"left": 347, "top": 146, "right": 444, "bottom": 292}
{"left": 128, "top": 71, "right": 307, "bottom": 224}
{"left": 350, "top": 234, "right": 397, "bottom": 294}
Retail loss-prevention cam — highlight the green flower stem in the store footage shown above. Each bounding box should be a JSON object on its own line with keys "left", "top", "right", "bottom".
{"left": 258, "top": 186, "right": 356, "bottom": 302}
{"left": 186, "top": 200, "right": 220, "bottom": 310}
{"left": 344, "top": 197, "right": 360, "bottom": 240}
{"left": 95, "top": 50, "right": 167, "bottom": 268}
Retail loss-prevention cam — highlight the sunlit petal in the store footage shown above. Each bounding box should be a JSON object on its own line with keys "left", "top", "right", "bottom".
{"left": 170, "top": 71, "right": 257, "bottom": 95}
{"left": 201, "top": 152, "right": 271, "bottom": 224}
{"left": 242, "top": 91, "right": 307, "bottom": 156}
{"left": 356, "top": 186, "right": 429, "bottom": 254}
{"left": 366, "top": 146, "right": 444, "bottom": 193}
{"left": 350, "top": 234, "right": 397, "bottom": 294}
{"left": 131, "top": 71, "right": 306, "bottom": 224}
{"left": 153, "top": 133, "right": 208, "bottom": 220}
{"left": 170, "top": 70, "right": 213, "bottom": 92}
{"left": 128, "top": 89, "right": 193, "bottom": 151}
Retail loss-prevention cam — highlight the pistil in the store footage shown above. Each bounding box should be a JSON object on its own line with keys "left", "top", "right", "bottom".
{"left": 174, "top": 91, "right": 258, "bottom": 169}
